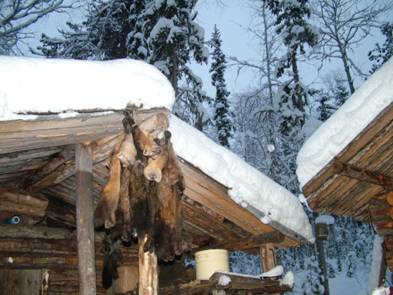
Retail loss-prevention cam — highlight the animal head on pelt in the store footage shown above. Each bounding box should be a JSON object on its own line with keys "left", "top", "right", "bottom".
{"left": 132, "top": 124, "right": 162, "bottom": 157}
{"left": 143, "top": 131, "right": 182, "bottom": 185}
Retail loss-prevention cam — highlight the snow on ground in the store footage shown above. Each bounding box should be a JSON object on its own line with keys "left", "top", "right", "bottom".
{"left": 369, "top": 235, "right": 384, "bottom": 293}
{"left": 297, "top": 57, "right": 393, "bottom": 188}
{"left": 260, "top": 265, "right": 284, "bottom": 277}
{"left": 315, "top": 214, "right": 335, "bottom": 225}
{"left": 169, "top": 115, "right": 314, "bottom": 242}
{"left": 0, "top": 56, "right": 175, "bottom": 120}
{"left": 280, "top": 271, "right": 294, "bottom": 288}
{"left": 218, "top": 275, "right": 231, "bottom": 286}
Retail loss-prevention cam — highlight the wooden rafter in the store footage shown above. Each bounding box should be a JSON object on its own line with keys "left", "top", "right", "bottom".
{"left": 303, "top": 102, "right": 393, "bottom": 198}
{"left": 334, "top": 162, "right": 393, "bottom": 190}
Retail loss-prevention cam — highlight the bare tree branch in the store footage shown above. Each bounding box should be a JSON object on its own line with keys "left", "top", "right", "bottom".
{"left": 0, "top": 0, "right": 79, "bottom": 54}
{"left": 311, "top": 0, "right": 393, "bottom": 93}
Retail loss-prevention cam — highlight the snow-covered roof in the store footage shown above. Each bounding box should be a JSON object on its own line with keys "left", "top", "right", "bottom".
{"left": 170, "top": 115, "right": 314, "bottom": 242}
{"left": 0, "top": 56, "right": 313, "bottom": 242}
{"left": 0, "top": 56, "right": 175, "bottom": 120}
{"left": 297, "top": 57, "right": 393, "bottom": 188}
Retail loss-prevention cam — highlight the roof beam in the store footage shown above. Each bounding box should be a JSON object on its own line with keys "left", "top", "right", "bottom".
{"left": 334, "top": 162, "right": 393, "bottom": 190}
{"left": 0, "top": 109, "right": 167, "bottom": 155}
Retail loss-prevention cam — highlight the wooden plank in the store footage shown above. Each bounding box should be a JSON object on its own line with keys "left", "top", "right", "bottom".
{"left": 29, "top": 135, "right": 120, "bottom": 193}
{"left": 303, "top": 102, "right": 393, "bottom": 198}
{"left": 0, "top": 187, "right": 48, "bottom": 217}
{"left": 75, "top": 144, "right": 96, "bottom": 295}
{"left": 139, "top": 235, "right": 158, "bottom": 295}
{"left": 216, "top": 232, "right": 285, "bottom": 251}
{"left": 260, "top": 244, "right": 277, "bottom": 272}
{"left": 209, "top": 272, "right": 291, "bottom": 292}
{"left": 0, "top": 147, "right": 61, "bottom": 165}
{"left": 180, "top": 161, "right": 273, "bottom": 236}
{"left": 0, "top": 109, "right": 167, "bottom": 155}
{"left": 334, "top": 162, "right": 393, "bottom": 190}
{"left": 0, "top": 269, "right": 43, "bottom": 295}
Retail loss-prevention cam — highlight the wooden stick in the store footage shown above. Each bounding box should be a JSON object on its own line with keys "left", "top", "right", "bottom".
{"left": 75, "top": 144, "right": 96, "bottom": 295}
{"left": 138, "top": 235, "right": 158, "bottom": 295}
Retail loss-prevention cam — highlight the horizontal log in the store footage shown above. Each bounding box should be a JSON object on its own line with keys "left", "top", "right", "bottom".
{"left": 216, "top": 232, "right": 285, "bottom": 251}
{"left": 0, "top": 109, "right": 168, "bottom": 155}
{"left": 0, "top": 187, "right": 48, "bottom": 217}
{"left": 334, "top": 162, "right": 393, "bottom": 191}
{"left": 160, "top": 273, "right": 292, "bottom": 295}
{"left": 160, "top": 280, "right": 211, "bottom": 295}
{"left": 0, "top": 225, "right": 74, "bottom": 240}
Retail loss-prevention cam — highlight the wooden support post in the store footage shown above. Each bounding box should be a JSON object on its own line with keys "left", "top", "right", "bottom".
{"left": 138, "top": 235, "right": 158, "bottom": 295}
{"left": 260, "top": 243, "right": 277, "bottom": 272}
{"left": 75, "top": 144, "right": 96, "bottom": 295}
{"left": 260, "top": 243, "right": 279, "bottom": 295}
{"left": 316, "top": 224, "right": 330, "bottom": 295}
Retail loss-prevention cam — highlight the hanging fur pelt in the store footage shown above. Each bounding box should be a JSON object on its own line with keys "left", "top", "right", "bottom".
{"left": 102, "top": 232, "right": 122, "bottom": 289}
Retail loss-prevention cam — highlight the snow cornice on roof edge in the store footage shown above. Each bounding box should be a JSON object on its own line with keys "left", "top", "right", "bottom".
{"left": 0, "top": 56, "right": 175, "bottom": 120}
{"left": 169, "top": 115, "right": 315, "bottom": 243}
{"left": 297, "top": 57, "right": 393, "bottom": 189}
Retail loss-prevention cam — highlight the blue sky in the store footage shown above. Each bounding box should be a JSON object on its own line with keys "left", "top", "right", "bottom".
{"left": 24, "top": 0, "right": 385, "bottom": 98}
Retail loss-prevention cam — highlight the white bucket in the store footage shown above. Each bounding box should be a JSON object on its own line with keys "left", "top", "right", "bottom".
{"left": 195, "top": 249, "right": 229, "bottom": 280}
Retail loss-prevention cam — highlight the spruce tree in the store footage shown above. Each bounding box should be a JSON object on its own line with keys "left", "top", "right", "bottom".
{"left": 37, "top": 0, "right": 135, "bottom": 60}
{"left": 209, "top": 25, "right": 232, "bottom": 147}
{"left": 264, "top": 0, "right": 318, "bottom": 136}
{"left": 369, "top": 22, "right": 393, "bottom": 74}
{"left": 141, "top": 0, "right": 209, "bottom": 129}
{"left": 37, "top": 0, "right": 209, "bottom": 130}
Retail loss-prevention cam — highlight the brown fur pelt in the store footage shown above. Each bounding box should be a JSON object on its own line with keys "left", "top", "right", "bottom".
{"left": 143, "top": 131, "right": 185, "bottom": 261}
{"left": 119, "top": 167, "right": 132, "bottom": 243}
{"left": 95, "top": 154, "right": 122, "bottom": 229}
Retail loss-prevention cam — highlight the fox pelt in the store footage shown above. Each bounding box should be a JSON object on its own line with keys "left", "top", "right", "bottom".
{"left": 143, "top": 131, "right": 184, "bottom": 261}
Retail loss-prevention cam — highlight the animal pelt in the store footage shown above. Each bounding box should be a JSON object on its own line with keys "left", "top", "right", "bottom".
{"left": 117, "top": 133, "right": 137, "bottom": 168}
{"left": 128, "top": 162, "right": 159, "bottom": 253}
{"left": 119, "top": 167, "right": 132, "bottom": 243}
{"left": 123, "top": 111, "right": 162, "bottom": 158}
{"left": 143, "top": 131, "right": 185, "bottom": 261}
{"left": 138, "top": 112, "right": 169, "bottom": 137}
{"left": 102, "top": 236, "right": 122, "bottom": 289}
{"left": 95, "top": 154, "right": 122, "bottom": 229}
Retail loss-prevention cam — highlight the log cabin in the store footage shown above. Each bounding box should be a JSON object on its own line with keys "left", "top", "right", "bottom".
{"left": 0, "top": 56, "right": 313, "bottom": 294}
{"left": 297, "top": 57, "right": 393, "bottom": 279}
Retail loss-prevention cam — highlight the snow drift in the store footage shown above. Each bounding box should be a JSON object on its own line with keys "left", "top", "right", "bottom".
{"left": 0, "top": 55, "right": 175, "bottom": 120}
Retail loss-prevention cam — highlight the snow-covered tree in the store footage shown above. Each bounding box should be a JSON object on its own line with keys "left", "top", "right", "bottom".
{"left": 37, "top": 0, "right": 210, "bottom": 130}
{"left": 369, "top": 22, "right": 393, "bottom": 74}
{"left": 264, "top": 0, "right": 318, "bottom": 136}
{"left": 317, "top": 75, "right": 349, "bottom": 121}
{"left": 209, "top": 25, "right": 232, "bottom": 147}
{"left": 0, "top": 0, "right": 77, "bottom": 54}
{"left": 311, "top": 0, "right": 393, "bottom": 94}
{"left": 37, "top": 0, "right": 135, "bottom": 60}
{"left": 142, "top": 0, "right": 209, "bottom": 130}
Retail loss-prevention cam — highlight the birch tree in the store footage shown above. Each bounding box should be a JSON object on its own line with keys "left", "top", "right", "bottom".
{"left": 311, "top": 0, "right": 392, "bottom": 94}
{"left": 0, "top": 0, "right": 76, "bottom": 54}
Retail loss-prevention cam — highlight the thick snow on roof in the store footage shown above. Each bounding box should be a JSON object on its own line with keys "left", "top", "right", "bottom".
{"left": 297, "top": 57, "right": 393, "bottom": 188}
{"left": 0, "top": 56, "right": 174, "bottom": 121}
{"left": 169, "top": 115, "right": 314, "bottom": 242}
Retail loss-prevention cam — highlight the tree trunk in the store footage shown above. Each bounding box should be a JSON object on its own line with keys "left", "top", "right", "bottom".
{"left": 338, "top": 45, "right": 355, "bottom": 94}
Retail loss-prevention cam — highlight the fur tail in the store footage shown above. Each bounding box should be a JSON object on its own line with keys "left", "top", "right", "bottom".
{"left": 102, "top": 253, "right": 113, "bottom": 289}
